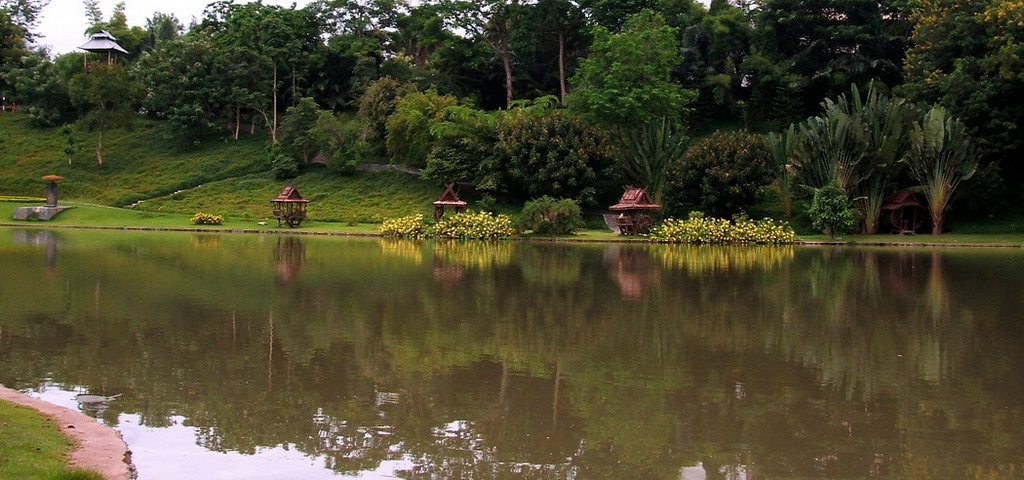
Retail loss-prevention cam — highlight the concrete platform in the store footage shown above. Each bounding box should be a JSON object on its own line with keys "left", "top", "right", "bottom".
{"left": 13, "top": 205, "right": 73, "bottom": 221}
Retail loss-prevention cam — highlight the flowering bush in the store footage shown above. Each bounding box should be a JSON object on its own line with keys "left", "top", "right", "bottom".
{"left": 434, "top": 211, "right": 517, "bottom": 239}
{"left": 648, "top": 212, "right": 794, "bottom": 244}
{"left": 191, "top": 212, "right": 224, "bottom": 225}
{"left": 379, "top": 214, "right": 428, "bottom": 238}
{"left": 380, "top": 211, "right": 518, "bottom": 240}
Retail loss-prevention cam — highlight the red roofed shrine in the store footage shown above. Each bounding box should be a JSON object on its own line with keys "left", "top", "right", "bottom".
{"left": 432, "top": 183, "right": 468, "bottom": 219}
{"left": 271, "top": 185, "right": 310, "bottom": 227}
{"left": 609, "top": 187, "right": 661, "bottom": 235}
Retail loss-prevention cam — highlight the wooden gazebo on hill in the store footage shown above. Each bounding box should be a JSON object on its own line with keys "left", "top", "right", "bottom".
{"left": 432, "top": 183, "right": 468, "bottom": 219}
{"left": 78, "top": 30, "right": 128, "bottom": 65}
{"left": 610, "top": 187, "right": 661, "bottom": 235}
{"left": 271, "top": 185, "right": 310, "bottom": 227}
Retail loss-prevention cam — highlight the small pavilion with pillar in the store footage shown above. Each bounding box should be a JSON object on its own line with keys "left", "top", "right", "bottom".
{"left": 78, "top": 30, "right": 128, "bottom": 66}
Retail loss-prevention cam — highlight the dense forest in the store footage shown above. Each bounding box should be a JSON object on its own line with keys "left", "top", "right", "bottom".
{"left": 1, "top": 0, "right": 1022, "bottom": 233}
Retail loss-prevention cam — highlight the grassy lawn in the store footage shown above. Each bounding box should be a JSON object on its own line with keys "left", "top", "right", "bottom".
{"left": 0, "top": 201, "right": 381, "bottom": 234}
{"left": 0, "top": 400, "right": 102, "bottom": 480}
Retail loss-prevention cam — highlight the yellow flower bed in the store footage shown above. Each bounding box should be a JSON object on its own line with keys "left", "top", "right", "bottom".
{"left": 649, "top": 212, "right": 795, "bottom": 244}
{"left": 191, "top": 212, "right": 224, "bottom": 225}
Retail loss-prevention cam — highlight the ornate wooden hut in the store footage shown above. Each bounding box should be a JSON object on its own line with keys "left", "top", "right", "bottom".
{"left": 270, "top": 185, "right": 310, "bottom": 227}
{"left": 609, "top": 187, "right": 661, "bottom": 235}
{"left": 432, "top": 183, "right": 468, "bottom": 219}
{"left": 882, "top": 189, "right": 927, "bottom": 235}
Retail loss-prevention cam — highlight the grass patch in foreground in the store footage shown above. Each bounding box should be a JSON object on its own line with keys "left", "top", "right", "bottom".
{"left": 0, "top": 399, "right": 103, "bottom": 480}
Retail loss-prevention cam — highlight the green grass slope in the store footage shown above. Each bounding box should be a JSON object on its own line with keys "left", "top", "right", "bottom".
{"left": 0, "top": 113, "right": 439, "bottom": 221}
{"left": 136, "top": 168, "right": 439, "bottom": 223}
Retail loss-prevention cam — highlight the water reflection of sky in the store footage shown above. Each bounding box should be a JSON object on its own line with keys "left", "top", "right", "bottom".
{"left": 30, "top": 384, "right": 414, "bottom": 479}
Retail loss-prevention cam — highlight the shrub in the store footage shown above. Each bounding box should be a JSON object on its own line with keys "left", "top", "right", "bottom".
{"left": 434, "top": 211, "right": 518, "bottom": 239}
{"left": 648, "top": 211, "right": 795, "bottom": 244}
{"left": 482, "top": 110, "right": 614, "bottom": 205}
{"left": 664, "top": 130, "right": 775, "bottom": 218}
{"left": 191, "top": 212, "right": 223, "bottom": 225}
{"left": 379, "top": 214, "right": 428, "bottom": 239}
{"left": 807, "top": 182, "right": 857, "bottom": 238}
{"left": 518, "top": 196, "right": 583, "bottom": 235}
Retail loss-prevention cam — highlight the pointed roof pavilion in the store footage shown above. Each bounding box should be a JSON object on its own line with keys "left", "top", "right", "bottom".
{"left": 78, "top": 30, "right": 128, "bottom": 64}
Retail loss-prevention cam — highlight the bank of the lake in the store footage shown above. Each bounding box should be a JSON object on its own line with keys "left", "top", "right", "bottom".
{"left": 3, "top": 200, "right": 1024, "bottom": 246}
{"left": 0, "top": 388, "right": 127, "bottom": 480}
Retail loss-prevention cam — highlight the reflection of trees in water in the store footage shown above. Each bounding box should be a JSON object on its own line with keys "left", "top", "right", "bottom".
{"left": 1, "top": 236, "right": 1023, "bottom": 479}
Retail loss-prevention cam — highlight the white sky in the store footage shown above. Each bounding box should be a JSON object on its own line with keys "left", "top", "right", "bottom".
{"left": 33, "top": 0, "right": 315, "bottom": 55}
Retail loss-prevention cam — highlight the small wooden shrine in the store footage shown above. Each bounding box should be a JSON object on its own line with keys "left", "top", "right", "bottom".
{"left": 78, "top": 30, "right": 128, "bottom": 65}
{"left": 432, "top": 183, "right": 468, "bottom": 219}
{"left": 270, "top": 185, "right": 310, "bottom": 227}
{"left": 609, "top": 187, "right": 661, "bottom": 235}
{"left": 882, "top": 189, "right": 926, "bottom": 235}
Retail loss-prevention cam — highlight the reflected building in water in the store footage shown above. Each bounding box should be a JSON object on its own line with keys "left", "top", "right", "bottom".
{"left": 273, "top": 236, "right": 306, "bottom": 283}
{"left": 604, "top": 246, "right": 660, "bottom": 299}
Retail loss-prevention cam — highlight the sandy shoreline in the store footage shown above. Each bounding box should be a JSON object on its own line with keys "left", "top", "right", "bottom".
{"left": 0, "top": 385, "right": 136, "bottom": 480}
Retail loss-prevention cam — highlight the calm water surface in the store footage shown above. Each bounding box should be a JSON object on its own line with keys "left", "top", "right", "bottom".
{"left": 1, "top": 228, "right": 1023, "bottom": 479}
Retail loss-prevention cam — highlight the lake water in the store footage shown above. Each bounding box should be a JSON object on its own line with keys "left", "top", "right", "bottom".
{"left": 1, "top": 228, "right": 1023, "bottom": 479}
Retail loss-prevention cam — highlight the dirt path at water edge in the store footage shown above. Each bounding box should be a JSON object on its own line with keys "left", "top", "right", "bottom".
{"left": 0, "top": 385, "right": 136, "bottom": 480}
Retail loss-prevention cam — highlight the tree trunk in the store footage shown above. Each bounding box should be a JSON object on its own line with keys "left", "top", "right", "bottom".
{"left": 234, "top": 107, "right": 241, "bottom": 140}
{"left": 95, "top": 130, "right": 103, "bottom": 165}
{"left": 558, "top": 31, "right": 567, "bottom": 106}
{"left": 501, "top": 42, "right": 514, "bottom": 108}
{"left": 271, "top": 65, "right": 278, "bottom": 143}
{"left": 931, "top": 213, "right": 944, "bottom": 235}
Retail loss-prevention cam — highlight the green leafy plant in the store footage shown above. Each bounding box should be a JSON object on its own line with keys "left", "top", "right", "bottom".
{"left": 905, "top": 105, "right": 977, "bottom": 234}
{"left": 807, "top": 182, "right": 858, "bottom": 238}
{"left": 518, "top": 196, "right": 583, "bottom": 235}
{"left": 617, "top": 118, "right": 688, "bottom": 206}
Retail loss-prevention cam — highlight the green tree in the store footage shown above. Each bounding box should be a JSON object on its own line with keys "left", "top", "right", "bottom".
{"left": 4, "top": 48, "right": 75, "bottom": 126}
{"left": 278, "top": 97, "right": 324, "bottom": 164}
{"left": 310, "top": 111, "right": 365, "bottom": 174}
{"left": 357, "top": 76, "right": 416, "bottom": 149}
{"left": 144, "top": 12, "right": 183, "bottom": 50}
{"left": 442, "top": 0, "right": 525, "bottom": 108}
{"left": 901, "top": 0, "right": 1024, "bottom": 192}
{"left": 385, "top": 90, "right": 458, "bottom": 167}
{"left": 905, "top": 106, "right": 977, "bottom": 235}
{"left": 68, "top": 62, "right": 142, "bottom": 165}
{"left": 203, "top": 1, "right": 326, "bottom": 143}
{"left": 808, "top": 182, "right": 857, "bottom": 238}
{"left": 136, "top": 35, "right": 224, "bottom": 141}
{"left": 569, "top": 9, "right": 695, "bottom": 128}
{"left": 751, "top": 0, "right": 911, "bottom": 115}
{"left": 60, "top": 124, "right": 75, "bottom": 164}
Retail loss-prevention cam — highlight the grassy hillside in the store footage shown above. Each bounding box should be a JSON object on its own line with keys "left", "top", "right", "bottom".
{"left": 0, "top": 113, "right": 439, "bottom": 222}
